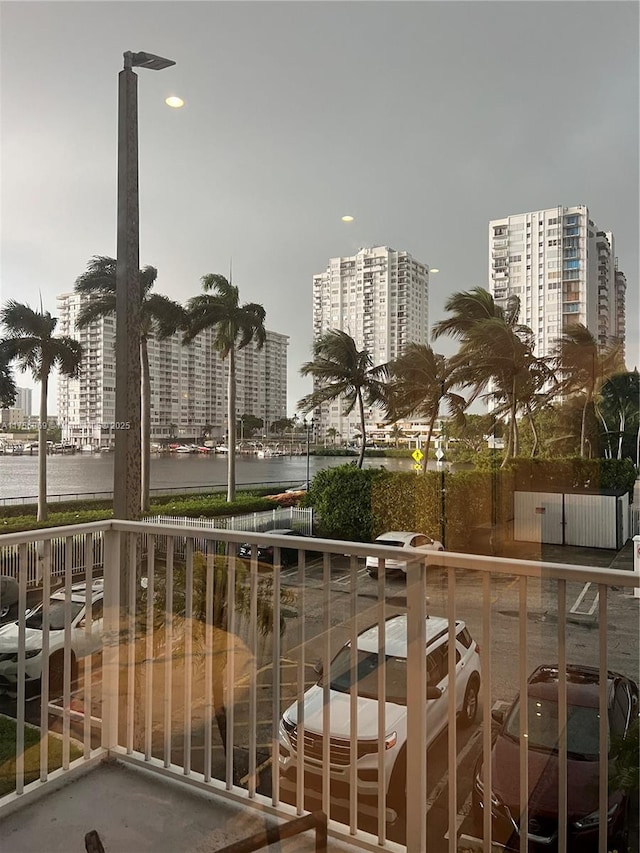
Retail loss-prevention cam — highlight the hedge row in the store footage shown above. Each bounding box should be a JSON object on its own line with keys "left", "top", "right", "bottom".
{"left": 0, "top": 494, "right": 277, "bottom": 535}
{"left": 306, "top": 457, "right": 634, "bottom": 551}
{"left": 507, "top": 457, "right": 637, "bottom": 495}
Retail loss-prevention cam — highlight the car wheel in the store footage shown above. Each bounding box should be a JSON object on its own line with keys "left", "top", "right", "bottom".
{"left": 460, "top": 675, "right": 480, "bottom": 727}
{"left": 471, "top": 798, "right": 484, "bottom": 836}
{"left": 388, "top": 747, "right": 407, "bottom": 817}
{"left": 48, "top": 651, "right": 77, "bottom": 699}
{"left": 612, "top": 796, "right": 630, "bottom": 850}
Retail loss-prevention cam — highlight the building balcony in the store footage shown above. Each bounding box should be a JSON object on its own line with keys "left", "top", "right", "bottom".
{"left": 0, "top": 521, "right": 637, "bottom": 853}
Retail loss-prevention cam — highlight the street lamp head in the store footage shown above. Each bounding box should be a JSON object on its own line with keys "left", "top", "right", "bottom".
{"left": 126, "top": 51, "right": 176, "bottom": 71}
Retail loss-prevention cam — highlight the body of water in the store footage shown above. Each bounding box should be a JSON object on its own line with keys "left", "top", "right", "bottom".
{"left": 0, "top": 452, "right": 429, "bottom": 503}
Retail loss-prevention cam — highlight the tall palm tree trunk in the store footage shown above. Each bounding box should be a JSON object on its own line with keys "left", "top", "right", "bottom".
{"left": 580, "top": 395, "right": 590, "bottom": 458}
{"left": 37, "top": 375, "right": 49, "bottom": 522}
{"left": 526, "top": 408, "right": 539, "bottom": 458}
{"left": 421, "top": 412, "right": 438, "bottom": 474}
{"left": 227, "top": 348, "right": 237, "bottom": 501}
{"left": 356, "top": 388, "right": 366, "bottom": 469}
{"left": 140, "top": 337, "right": 151, "bottom": 512}
{"left": 617, "top": 412, "right": 625, "bottom": 460}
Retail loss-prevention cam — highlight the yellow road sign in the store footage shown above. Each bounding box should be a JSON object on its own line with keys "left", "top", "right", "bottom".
{"left": 413, "top": 463, "right": 422, "bottom": 471}
{"left": 412, "top": 449, "right": 423, "bottom": 463}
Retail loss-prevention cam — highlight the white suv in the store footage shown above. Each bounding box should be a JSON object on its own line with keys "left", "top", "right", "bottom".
{"left": 278, "top": 615, "right": 481, "bottom": 810}
{"left": 0, "top": 580, "right": 104, "bottom": 696}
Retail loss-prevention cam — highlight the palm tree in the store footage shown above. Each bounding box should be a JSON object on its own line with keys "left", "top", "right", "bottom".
{"left": 384, "top": 344, "right": 466, "bottom": 472}
{"left": 598, "top": 370, "right": 640, "bottom": 463}
{"left": 298, "top": 330, "right": 387, "bottom": 468}
{"left": 74, "top": 256, "right": 187, "bottom": 511}
{"left": 326, "top": 426, "right": 339, "bottom": 446}
{"left": 0, "top": 351, "right": 17, "bottom": 409}
{"left": 0, "top": 301, "right": 82, "bottom": 521}
{"left": 552, "top": 324, "right": 624, "bottom": 458}
{"left": 184, "top": 275, "right": 266, "bottom": 502}
{"left": 433, "top": 288, "right": 545, "bottom": 466}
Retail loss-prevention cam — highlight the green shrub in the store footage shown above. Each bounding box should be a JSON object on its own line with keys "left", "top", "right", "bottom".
{"left": 305, "top": 464, "right": 388, "bottom": 541}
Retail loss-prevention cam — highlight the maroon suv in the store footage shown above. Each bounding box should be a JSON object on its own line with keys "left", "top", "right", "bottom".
{"left": 473, "top": 664, "right": 638, "bottom": 851}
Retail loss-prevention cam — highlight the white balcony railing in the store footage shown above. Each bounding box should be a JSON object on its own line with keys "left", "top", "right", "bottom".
{"left": 0, "top": 520, "right": 637, "bottom": 853}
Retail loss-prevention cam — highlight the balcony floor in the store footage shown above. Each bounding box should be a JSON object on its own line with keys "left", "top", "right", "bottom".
{"left": 0, "top": 759, "right": 363, "bottom": 853}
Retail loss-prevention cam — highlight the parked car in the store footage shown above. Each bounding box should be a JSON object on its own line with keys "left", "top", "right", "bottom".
{"left": 237, "top": 528, "right": 311, "bottom": 567}
{"left": 285, "top": 482, "right": 309, "bottom": 493}
{"left": 472, "top": 664, "right": 639, "bottom": 851}
{"left": 366, "top": 531, "right": 444, "bottom": 577}
{"left": 279, "top": 614, "right": 481, "bottom": 812}
{"left": 0, "top": 580, "right": 104, "bottom": 696}
{"left": 0, "top": 576, "right": 19, "bottom": 627}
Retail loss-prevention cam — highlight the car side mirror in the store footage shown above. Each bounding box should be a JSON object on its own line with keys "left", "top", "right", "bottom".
{"left": 491, "top": 708, "right": 505, "bottom": 725}
{"left": 427, "top": 686, "right": 442, "bottom": 700}
{"left": 314, "top": 660, "right": 323, "bottom": 677}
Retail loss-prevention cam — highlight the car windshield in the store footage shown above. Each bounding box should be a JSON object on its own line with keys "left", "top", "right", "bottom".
{"left": 25, "top": 599, "right": 84, "bottom": 631}
{"left": 323, "top": 647, "right": 408, "bottom": 705}
{"left": 504, "top": 696, "right": 602, "bottom": 759}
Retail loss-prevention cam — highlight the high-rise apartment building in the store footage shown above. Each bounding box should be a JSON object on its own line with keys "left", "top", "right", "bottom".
{"left": 1, "top": 387, "right": 33, "bottom": 429}
{"left": 312, "top": 246, "right": 431, "bottom": 439}
{"left": 488, "top": 205, "right": 626, "bottom": 360}
{"left": 56, "top": 292, "right": 288, "bottom": 447}
{"left": 15, "top": 387, "right": 32, "bottom": 418}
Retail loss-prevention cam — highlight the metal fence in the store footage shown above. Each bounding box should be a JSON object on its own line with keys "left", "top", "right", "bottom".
{"left": 144, "top": 506, "right": 313, "bottom": 534}
{"left": 143, "top": 507, "right": 314, "bottom": 557}
{"left": 0, "top": 532, "right": 104, "bottom": 586}
{"left": 0, "top": 509, "right": 313, "bottom": 586}
{"left": 1, "top": 519, "right": 638, "bottom": 853}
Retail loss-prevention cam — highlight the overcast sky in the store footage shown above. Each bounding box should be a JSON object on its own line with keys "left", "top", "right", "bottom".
{"left": 1, "top": 0, "right": 638, "bottom": 415}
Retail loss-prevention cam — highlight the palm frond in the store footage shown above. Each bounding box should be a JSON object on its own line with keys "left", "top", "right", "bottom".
{"left": 76, "top": 295, "right": 116, "bottom": 328}
{"left": 0, "top": 349, "right": 17, "bottom": 407}
{"left": 74, "top": 256, "right": 117, "bottom": 294}
{"left": 1, "top": 301, "right": 56, "bottom": 339}
{"left": 144, "top": 294, "right": 188, "bottom": 340}
{"left": 50, "top": 337, "right": 83, "bottom": 379}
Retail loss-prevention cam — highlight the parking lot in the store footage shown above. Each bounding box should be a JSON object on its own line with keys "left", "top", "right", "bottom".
{"left": 1, "top": 541, "right": 638, "bottom": 849}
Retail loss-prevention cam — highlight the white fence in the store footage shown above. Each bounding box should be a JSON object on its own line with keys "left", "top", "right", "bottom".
{"left": 0, "top": 509, "right": 313, "bottom": 586}
{"left": 0, "top": 533, "right": 104, "bottom": 586}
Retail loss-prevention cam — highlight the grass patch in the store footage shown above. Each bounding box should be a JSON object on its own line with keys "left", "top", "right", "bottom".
{"left": 0, "top": 715, "right": 82, "bottom": 796}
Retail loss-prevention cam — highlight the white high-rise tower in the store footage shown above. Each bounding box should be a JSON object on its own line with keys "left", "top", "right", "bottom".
{"left": 311, "top": 246, "right": 431, "bottom": 441}
{"left": 488, "top": 205, "right": 626, "bottom": 361}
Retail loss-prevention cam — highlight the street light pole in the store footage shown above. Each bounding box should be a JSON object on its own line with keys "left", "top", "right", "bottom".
{"left": 114, "top": 51, "right": 175, "bottom": 613}
{"left": 304, "top": 417, "right": 314, "bottom": 485}
{"left": 114, "top": 50, "right": 175, "bottom": 526}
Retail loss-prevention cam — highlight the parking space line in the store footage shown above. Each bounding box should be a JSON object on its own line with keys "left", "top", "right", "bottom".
{"left": 425, "top": 727, "right": 482, "bottom": 810}
{"left": 443, "top": 791, "right": 473, "bottom": 840}
{"left": 334, "top": 567, "right": 369, "bottom": 585}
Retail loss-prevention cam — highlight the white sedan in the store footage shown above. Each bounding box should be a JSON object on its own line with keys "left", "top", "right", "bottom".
{"left": 0, "top": 580, "right": 104, "bottom": 696}
{"left": 366, "top": 531, "right": 444, "bottom": 577}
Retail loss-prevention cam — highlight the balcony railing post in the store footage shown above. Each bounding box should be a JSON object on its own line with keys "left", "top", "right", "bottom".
{"left": 405, "top": 558, "right": 427, "bottom": 853}
{"left": 102, "top": 526, "right": 121, "bottom": 751}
